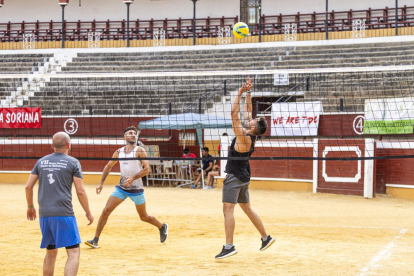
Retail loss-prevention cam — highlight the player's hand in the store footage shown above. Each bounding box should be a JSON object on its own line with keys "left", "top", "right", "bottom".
{"left": 123, "top": 176, "right": 134, "bottom": 187}
{"left": 96, "top": 184, "right": 103, "bottom": 194}
{"left": 86, "top": 213, "right": 94, "bottom": 226}
{"left": 27, "top": 207, "right": 37, "bottom": 221}
{"left": 240, "top": 77, "right": 252, "bottom": 94}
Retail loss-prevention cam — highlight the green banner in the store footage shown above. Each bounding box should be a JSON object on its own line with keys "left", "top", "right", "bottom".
{"left": 364, "top": 120, "right": 414, "bottom": 134}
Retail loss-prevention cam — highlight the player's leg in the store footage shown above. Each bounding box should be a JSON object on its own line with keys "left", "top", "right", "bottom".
{"left": 216, "top": 174, "right": 240, "bottom": 259}
{"left": 238, "top": 187, "right": 275, "bottom": 251}
{"left": 239, "top": 202, "right": 267, "bottom": 237}
{"left": 135, "top": 201, "right": 168, "bottom": 243}
{"left": 135, "top": 202, "right": 162, "bottom": 228}
{"left": 40, "top": 217, "right": 58, "bottom": 275}
{"left": 64, "top": 245, "right": 80, "bottom": 276}
{"left": 95, "top": 196, "right": 124, "bottom": 237}
{"left": 85, "top": 194, "right": 124, "bottom": 248}
{"left": 43, "top": 247, "right": 58, "bottom": 276}
{"left": 223, "top": 202, "right": 236, "bottom": 244}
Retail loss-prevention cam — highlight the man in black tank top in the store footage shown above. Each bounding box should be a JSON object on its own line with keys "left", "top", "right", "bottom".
{"left": 215, "top": 77, "right": 275, "bottom": 259}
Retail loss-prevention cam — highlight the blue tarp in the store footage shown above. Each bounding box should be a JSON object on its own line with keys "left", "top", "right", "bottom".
{"left": 138, "top": 113, "right": 232, "bottom": 147}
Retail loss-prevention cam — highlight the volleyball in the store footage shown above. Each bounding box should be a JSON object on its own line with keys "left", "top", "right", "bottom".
{"left": 233, "top": 22, "right": 249, "bottom": 39}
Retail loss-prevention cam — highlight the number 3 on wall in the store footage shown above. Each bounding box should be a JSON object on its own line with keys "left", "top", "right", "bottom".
{"left": 353, "top": 115, "right": 364, "bottom": 135}
{"left": 64, "top": 118, "right": 79, "bottom": 135}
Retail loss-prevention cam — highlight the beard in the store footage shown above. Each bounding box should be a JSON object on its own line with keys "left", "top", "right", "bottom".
{"left": 127, "top": 139, "right": 136, "bottom": 145}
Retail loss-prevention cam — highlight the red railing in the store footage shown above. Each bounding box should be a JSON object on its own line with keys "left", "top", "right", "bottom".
{"left": 0, "top": 16, "right": 238, "bottom": 42}
{"left": 255, "top": 6, "right": 414, "bottom": 35}
{"left": 0, "top": 6, "right": 413, "bottom": 42}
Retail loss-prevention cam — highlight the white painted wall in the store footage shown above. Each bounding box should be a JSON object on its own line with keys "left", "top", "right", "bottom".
{"left": 263, "top": 0, "right": 413, "bottom": 16}
{"left": 0, "top": 0, "right": 239, "bottom": 22}
{"left": 0, "top": 0, "right": 411, "bottom": 23}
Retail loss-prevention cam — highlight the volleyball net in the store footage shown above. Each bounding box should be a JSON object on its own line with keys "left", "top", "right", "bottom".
{"left": 1, "top": 68, "right": 414, "bottom": 161}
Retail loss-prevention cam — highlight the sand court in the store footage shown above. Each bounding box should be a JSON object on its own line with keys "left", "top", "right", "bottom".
{"left": 1, "top": 183, "right": 414, "bottom": 275}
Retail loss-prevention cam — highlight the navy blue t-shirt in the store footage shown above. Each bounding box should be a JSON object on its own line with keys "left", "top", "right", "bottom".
{"left": 202, "top": 154, "right": 214, "bottom": 172}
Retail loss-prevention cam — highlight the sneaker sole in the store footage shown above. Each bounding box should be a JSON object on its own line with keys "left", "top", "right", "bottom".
{"left": 260, "top": 238, "right": 275, "bottom": 251}
{"left": 215, "top": 250, "right": 238, "bottom": 259}
{"left": 161, "top": 223, "right": 168, "bottom": 243}
{"left": 84, "top": 241, "right": 99, "bottom": 249}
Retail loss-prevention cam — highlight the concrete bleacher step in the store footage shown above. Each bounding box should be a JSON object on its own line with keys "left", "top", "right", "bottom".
{"left": 67, "top": 56, "right": 286, "bottom": 67}
{"left": 73, "top": 51, "right": 289, "bottom": 62}
{"left": 295, "top": 41, "right": 414, "bottom": 51}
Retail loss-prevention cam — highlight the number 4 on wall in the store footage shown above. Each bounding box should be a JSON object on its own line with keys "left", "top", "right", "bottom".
{"left": 353, "top": 115, "right": 364, "bottom": 135}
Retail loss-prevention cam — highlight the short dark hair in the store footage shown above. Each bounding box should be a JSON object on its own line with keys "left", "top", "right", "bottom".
{"left": 183, "top": 148, "right": 190, "bottom": 154}
{"left": 254, "top": 117, "right": 268, "bottom": 136}
{"left": 202, "top": 147, "right": 209, "bottom": 152}
{"left": 222, "top": 133, "right": 228, "bottom": 136}
{"left": 123, "top": 126, "right": 138, "bottom": 135}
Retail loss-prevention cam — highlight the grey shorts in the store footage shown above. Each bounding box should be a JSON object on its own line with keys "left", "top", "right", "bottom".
{"left": 222, "top": 174, "right": 250, "bottom": 204}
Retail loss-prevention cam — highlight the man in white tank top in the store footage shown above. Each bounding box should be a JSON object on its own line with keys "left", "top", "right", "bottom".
{"left": 85, "top": 126, "right": 168, "bottom": 248}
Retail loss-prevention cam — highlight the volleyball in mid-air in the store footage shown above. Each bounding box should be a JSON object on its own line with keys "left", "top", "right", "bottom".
{"left": 233, "top": 22, "right": 249, "bottom": 39}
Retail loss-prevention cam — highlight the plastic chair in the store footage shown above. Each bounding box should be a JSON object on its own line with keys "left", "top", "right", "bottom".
{"left": 162, "top": 160, "right": 178, "bottom": 187}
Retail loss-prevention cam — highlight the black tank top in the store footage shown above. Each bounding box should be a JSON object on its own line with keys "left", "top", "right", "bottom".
{"left": 225, "top": 134, "right": 256, "bottom": 182}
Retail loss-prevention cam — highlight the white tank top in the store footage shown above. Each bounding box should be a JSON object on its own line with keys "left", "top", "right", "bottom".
{"left": 117, "top": 146, "right": 144, "bottom": 192}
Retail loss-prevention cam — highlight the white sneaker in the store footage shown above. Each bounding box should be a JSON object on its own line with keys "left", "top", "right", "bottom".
{"left": 202, "top": 186, "right": 209, "bottom": 189}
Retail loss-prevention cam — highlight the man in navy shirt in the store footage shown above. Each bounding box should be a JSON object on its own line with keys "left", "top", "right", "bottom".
{"left": 193, "top": 147, "right": 214, "bottom": 188}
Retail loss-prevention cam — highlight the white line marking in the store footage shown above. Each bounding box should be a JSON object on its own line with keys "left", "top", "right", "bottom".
{"left": 358, "top": 228, "right": 408, "bottom": 276}
{"left": 1, "top": 220, "right": 26, "bottom": 225}
{"left": 107, "top": 220, "right": 404, "bottom": 230}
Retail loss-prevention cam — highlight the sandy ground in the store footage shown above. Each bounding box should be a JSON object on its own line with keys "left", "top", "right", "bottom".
{"left": 1, "top": 183, "right": 414, "bottom": 276}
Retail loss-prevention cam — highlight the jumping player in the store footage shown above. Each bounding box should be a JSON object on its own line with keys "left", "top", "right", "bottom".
{"left": 85, "top": 126, "right": 168, "bottom": 248}
{"left": 215, "top": 77, "right": 275, "bottom": 259}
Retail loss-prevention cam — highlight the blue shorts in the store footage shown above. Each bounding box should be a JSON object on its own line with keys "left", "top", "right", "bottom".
{"left": 111, "top": 187, "right": 146, "bottom": 206}
{"left": 39, "top": 216, "right": 81, "bottom": 249}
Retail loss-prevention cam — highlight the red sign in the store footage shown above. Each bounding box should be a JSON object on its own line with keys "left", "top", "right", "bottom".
{"left": 0, "top": 107, "right": 42, "bottom": 128}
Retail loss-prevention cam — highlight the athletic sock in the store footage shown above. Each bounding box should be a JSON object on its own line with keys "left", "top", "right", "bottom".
{"left": 261, "top": 235, "right": 269, "bottom": 242}
{"left": 224, "top": 243, "right": 233, "bottom": 250}
{"left": 93, "top": 237, "right": 99, "bottom": 242}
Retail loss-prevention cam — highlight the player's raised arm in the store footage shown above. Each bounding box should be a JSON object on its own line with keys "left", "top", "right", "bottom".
{"left": 244, "top": 77, "right": 253, "bottom": 125}
{"left": 231, "top": 77, "right": 252, "bottom": 152}
{"left": 96, "top": 150, "right": 119, "bottom": 194}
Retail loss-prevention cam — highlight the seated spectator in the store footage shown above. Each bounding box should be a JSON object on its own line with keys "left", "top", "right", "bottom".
{"left": 193, "top": 147, "right": 213, "bottom": 188}
{"left": 183, "top": 148, "right": 196, "bottom": 159}
{"left": 203, "top": 164, "right": 220, "bottom": 190}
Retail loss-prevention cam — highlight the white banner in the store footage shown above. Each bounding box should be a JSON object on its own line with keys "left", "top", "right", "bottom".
{"left": 271, "top": 102, "right": 323, "bottom": 136}
{"left": 274, "top": 73, "right": 289, "bottom": 86}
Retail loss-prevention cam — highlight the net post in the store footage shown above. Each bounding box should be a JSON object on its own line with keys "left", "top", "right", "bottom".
{"left": 255, "top": 101, "right": 259, "bottom": 117}
{"left": 306, "top": 76, "right": 310, "bottom": 91}
{"left": 339, "top": 98, "right": 343, "bottom": 112}
{"left": 364, "top": 139, "right": 375, "bottom": 198}
{"left": 89, "top": 106, "right": 93, "bottom": 115}
{"left": 198, "top": 97, "right": 202, "bottom": 114}
{"left": 312, "top": 138, "right": 319, "bottom": 194}
{"left": 223, "top": 80, "right": 227, "bottom": 96}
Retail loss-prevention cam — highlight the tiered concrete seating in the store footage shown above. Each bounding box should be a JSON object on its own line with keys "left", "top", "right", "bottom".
{"left": 274, "top": 41, "right": 414, "bottom": 69}
{"left": 2, "top": 41, "right": 414, "bottom": 114}
{"left": 297, "top": 71, "right": 414, "bottom": 112}
{"left": 61, "top": 47, "right": 291, "bottom": 73}
{"left": 0, "top": 54, "right": 53, "bottom": 74}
